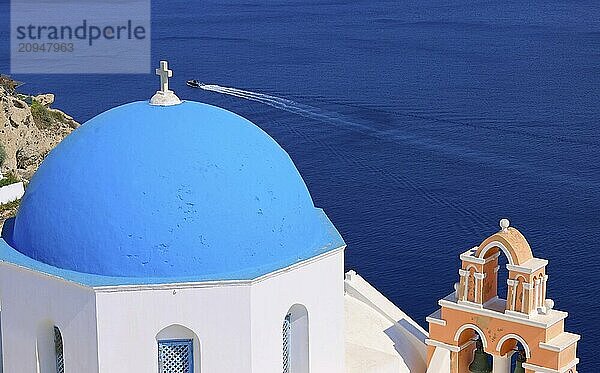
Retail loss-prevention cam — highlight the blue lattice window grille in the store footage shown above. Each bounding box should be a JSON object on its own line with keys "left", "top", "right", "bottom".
{"left": 282, "top": 313, "right": 291, "bottom": 373}
{"left": 54, "top": 326, "right": 64, "bottom": 373}
{"left": 158, "top": 339, "right": 193, "bottom": 373}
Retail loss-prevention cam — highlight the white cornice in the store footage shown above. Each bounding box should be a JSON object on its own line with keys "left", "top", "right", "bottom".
{"left": 0, "top": 260, "right": 92, "bottom": 290}
{"left": 539, "top": 332, "right": 581, "bottom": 352}
{"left": 425, "top": 338, "right": 474, "bottom": 353}
{"left": 438, "top": 293, "right": 568, "bottom": 329}
{"left": 460, "top": 249, "right": 501, "bottom": 265}
{"left": 522, "top": 358, "right": 579, "bottom": 373}
{"left": 425, "top": 339, "right": 460, "bottom": 352}
{"left": 93, "top": 246, "right": 346, "bottom": 293}
{"left": 460, "top": 248, "right": 483, "bottom": 264}
{"left": 506, "top": 258, "right": 548, "bottom": 274}
{"left": 426, "top": 311, "right": 447, "bottom": 326}
{"left": 457, "top": 300, "right": 483, "bottom": 309}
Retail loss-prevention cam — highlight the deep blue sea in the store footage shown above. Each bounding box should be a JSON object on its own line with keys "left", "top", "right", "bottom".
{"left": 1, "top": 0, "right": 599, "bottom": 369}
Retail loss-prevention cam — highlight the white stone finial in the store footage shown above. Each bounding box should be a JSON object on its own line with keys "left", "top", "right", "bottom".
{"left": 150, "top": 60, "right": 181, "bottom": 106}
{"left": 499, "top": 218, "right": 510, "bottom": 232}
{"left": 345, "top": 270, "right": 357, "bottom": 281}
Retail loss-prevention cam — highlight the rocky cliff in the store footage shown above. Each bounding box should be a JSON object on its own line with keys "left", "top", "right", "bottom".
{"left": 0, "top": 76, "right": 79, "bottom": 181}
{"left": 0, "top": 76, "right": 79, "bottom": 226}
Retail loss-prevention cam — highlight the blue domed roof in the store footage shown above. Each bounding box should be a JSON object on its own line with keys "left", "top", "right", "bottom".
{"left": 8, "top": 100, "right": 343, "bottom": 283}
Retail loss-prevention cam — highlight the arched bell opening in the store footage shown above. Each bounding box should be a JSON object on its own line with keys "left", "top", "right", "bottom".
{"left": 473, "top": 224, "right": 535, "bottom": 308}
{"left": 454, "top": 326, "right": 492, "bottom": 373}
{"left": 478, "top": 245, "right": 510, "bottom": 306}
{"left": 497, "top": 335, "right": 530, "bottom": 373}
{"left": 496, "top": 253, "right": 509, "bottom": 301}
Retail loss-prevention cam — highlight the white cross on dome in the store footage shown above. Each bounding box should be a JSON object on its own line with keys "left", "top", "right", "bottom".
{"left": 156, "top": 60, "right": 173, "bottom": 93}
{"left": 150, "top": 60, "right": 181, "bottom": 106}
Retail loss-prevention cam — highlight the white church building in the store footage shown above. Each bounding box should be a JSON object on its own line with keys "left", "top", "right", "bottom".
{"left": 0, "top": 62, "right": 428, "bottom": 373}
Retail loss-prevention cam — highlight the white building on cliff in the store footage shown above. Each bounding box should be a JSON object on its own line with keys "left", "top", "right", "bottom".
{"left": 0, "top": 62, "right": 428, "bottom": 373}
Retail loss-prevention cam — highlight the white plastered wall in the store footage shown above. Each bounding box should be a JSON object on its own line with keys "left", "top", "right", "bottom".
{"left": 95, "top": 282, "right": 253, "bottom": 372}
{"left": 0, "top": 248, "right": 345, "bottom": 373}
{"left": 250, "top": 249, "right": 346, "bottom": 373}
{"left": 94, "top": 248, "right": 345, "bottom": 373}
{"left": 0, "top": 263, "right": 99, "bottom": 372}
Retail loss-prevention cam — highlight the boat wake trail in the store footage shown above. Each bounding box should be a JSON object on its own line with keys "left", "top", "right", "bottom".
{"left": 199, "top": 83, "right": 489, "bottom": 229}
{"left": 199, "top": 84, "right": 372, "bottom": 132}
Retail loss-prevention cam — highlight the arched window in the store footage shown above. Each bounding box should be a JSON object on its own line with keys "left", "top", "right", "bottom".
{"left": 282, "top": 304, "right": 309, "bottom": 373}
{"left": 35, "top": 321, "right": 64, "bottom": 373}
{"left": 54, "top": 326, "right": 64, "bottom": 373}
{"left": 156, "top": 324, "right": 199, "bottom": 373}
{"left": 282, "top": 314, "right": 291, "bottom": 373}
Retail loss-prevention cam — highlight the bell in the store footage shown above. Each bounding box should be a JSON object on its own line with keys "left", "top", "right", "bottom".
{"left": 469, "top": 339, "right": 492, "bottom": 373}
{"left": 513, "top": 349, "right": 526, "bottom": 373}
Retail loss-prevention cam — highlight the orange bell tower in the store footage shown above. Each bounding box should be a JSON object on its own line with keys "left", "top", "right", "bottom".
{"left": 425, "top": 219, "right": 580, "bottom": 373}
